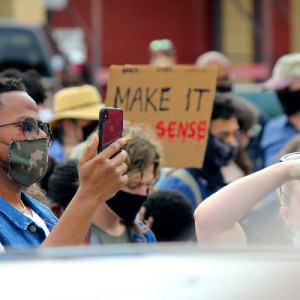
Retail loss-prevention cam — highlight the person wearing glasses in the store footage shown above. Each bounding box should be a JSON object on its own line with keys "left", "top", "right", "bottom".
{"left": 0, "top": 68, "right": 53, "bottom": 122}
{"left": 69, "top": 121, "right": 162, "bottom": 244}
{"left": 0, "top": 77, "right": 128, "bottom": 250}
{"left": 87, "top": 121, "right": 161, "bottom": 244}
{"left": 194, "top": 152, "right": 300, "bottom": 246}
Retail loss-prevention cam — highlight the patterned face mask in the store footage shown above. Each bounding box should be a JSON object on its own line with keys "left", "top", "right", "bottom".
{"left": 8, "top": 138, "right": 48, "bottom": 187}
{"left": 205, "top": 134, "right": 238, "bottom": 167}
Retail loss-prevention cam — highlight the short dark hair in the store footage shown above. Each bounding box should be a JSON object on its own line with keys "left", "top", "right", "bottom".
{"left": 0, "top": 76, "right": 26, "bottom": 94}
{"left": 212, "top": 92, "right": 236, "bottom": 120}
{"left": 228, "top": 93, "right": 259, "bottom": 131}
{"left": 38, "top": 155, "right": 58, "bottom": 193}
{"left": 0, "top": 69, "right": 46, "bottom": 104}
{"left": 47, "top": 159, "right": 79, "bottom": 209}
{"left": 143, "top": 189, "right": 196, "bottom": 242}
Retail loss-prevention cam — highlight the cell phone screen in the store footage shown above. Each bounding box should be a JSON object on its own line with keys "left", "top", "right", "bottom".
{"left": 98, "top": 107, "right": 123, "bottom": 153}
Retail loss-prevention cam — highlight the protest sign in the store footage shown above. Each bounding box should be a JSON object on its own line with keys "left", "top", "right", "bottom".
{"left": 105, "top": 65, "right": 217, "bottom": 168}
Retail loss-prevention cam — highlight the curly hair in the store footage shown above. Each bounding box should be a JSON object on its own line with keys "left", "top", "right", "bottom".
{"left": 0, "top": 77, "right": 27, "bottom": 107}
{"left": 47, "top": 159, "right": 79, "bottom": 209}
{"left": 0, "top": 77, "right": 26, "bottom": 94}
{"left": 212, "top": 92, "right": 237, "bottom": 120}
{"left": 0, "top": 69, "right": 45, "bottom": 104}
{"left": 143, "top": 189, "right": 195, "bottom": 241}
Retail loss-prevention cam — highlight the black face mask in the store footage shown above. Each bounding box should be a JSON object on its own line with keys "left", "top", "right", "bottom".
{"left": 277, "top": 89, "right": 300, "bottom": 116}
{"left": 106, "top": 190, "right": 147, "bottom": 225}
{"left": 205, "top": 134, "right": 238, "bottom": 167}
{"left": 82, "top": 121, "right": 98, "bottom": 140}
{"left": 216, "top": 85, "right": 232, "bottom": 93}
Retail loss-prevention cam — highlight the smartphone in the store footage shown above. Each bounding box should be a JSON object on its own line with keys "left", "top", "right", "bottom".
{"left": 98, "top": 107, "right": 123, "bottom": 153}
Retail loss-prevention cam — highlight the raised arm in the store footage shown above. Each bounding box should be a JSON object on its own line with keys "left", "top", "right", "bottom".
{"left": 42, "top": 134, "right": 128, "bottom": 247}
{"left": 194, "top": 160, "right": 300, "bottom": 244}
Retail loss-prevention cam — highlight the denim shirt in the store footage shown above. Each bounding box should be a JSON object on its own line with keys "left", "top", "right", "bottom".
{"left": 260, "top": 115, "right": 298, "bottom": 168}
{"left": 158, "top": 168, "right": 222, "bottom": 210}
{"left": 0, "top": 192, "right": 58, "bottom": 249}
{"left": 130, "top": 221, "right": 157, "bottom": 243}
{"left": 48, "top": 139, "right": 65, "bottom": 162}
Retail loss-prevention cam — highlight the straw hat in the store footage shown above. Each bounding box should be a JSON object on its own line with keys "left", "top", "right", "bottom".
{"left": 49, "top": 84, "right": 105, "bottom": 127}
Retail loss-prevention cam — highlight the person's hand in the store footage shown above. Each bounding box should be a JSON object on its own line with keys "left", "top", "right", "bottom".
{"left": 77, "top": 134, "right": 128, "bottom": 205}
{"left": 138, "top": 206, "right": 154, "bottom": 229}
{"left": 42, "top": 135, "right": 128, "bottom": 247}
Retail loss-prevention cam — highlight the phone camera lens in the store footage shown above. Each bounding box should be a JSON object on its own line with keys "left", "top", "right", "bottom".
{"left": 104, "top": 111, "right": 108, "bottom": 122}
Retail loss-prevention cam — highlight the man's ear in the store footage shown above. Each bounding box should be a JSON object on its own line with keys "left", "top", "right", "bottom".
{"left": 280, "top": 206, "right": 293, "bottom": 228}
{"left": 50, "top": 203, "right": 63, "bottom": 219}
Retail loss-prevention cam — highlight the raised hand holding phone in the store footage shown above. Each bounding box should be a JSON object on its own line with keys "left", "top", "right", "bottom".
{"left": 98, "top": 107, "right": 123, "bottom": 155}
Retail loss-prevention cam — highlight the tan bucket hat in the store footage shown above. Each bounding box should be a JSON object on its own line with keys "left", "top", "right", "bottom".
{"left": 49, "top": 84, "right": 105, "bottom": 127}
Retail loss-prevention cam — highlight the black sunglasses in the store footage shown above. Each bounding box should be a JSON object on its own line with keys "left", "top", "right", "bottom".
{"left": 0, "top": 117, "right": 52, "bottom": 145}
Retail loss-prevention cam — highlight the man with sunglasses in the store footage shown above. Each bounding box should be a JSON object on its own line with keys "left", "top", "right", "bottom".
{"left": 0, "top": 77, "right": 128, "bottom": 250}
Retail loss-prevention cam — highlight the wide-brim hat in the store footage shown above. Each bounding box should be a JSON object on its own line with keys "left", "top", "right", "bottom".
{"left": 49, "top": 84, "right": 105, "bottom": 128}
{"left": 263, "top": 53, "right": 300, "bottom": 90}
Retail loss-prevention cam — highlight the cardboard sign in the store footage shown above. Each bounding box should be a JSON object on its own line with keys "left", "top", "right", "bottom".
{"left": 105, "top": 65, "right": 217, "bottom": 168}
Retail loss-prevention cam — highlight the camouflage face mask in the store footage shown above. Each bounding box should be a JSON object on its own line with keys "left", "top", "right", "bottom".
{"left": 8, "top": 138, "right": 48, "bottom": 187}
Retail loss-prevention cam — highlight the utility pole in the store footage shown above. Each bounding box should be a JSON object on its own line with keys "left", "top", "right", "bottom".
{"left": 90, "top": 0, "right": 102, "bottom": 87}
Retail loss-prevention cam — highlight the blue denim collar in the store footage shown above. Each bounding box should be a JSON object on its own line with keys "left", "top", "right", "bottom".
{"left": 0, "top": 192, "right": 56, "bottom": 230}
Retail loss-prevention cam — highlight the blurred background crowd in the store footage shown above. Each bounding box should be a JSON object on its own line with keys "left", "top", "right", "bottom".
{"left": 0, "top": 0, "right": 295, "bottom": 110}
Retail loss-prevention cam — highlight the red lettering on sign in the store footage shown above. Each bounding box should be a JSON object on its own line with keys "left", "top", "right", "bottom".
{"left": 156, "top": 120, "right": 165, "bottom": 138}
{"left": 177, "top": 122, "right": 188, "bottom": 139}
{"left": 167, "top": 121, "right": 176, "bottom": 138}
{"left": 197, "top": 120, "right": 206, "bottom": 139}
{"left": 156, "top": 120, "right": 207, "bottom": 142}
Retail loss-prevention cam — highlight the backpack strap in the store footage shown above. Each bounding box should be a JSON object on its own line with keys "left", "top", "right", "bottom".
{"left": 171, "top": 169, "right": 203, "bottom": 206}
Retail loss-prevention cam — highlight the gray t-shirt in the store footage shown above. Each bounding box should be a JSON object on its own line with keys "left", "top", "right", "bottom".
{"left": 90, "top": 222, "right": 130, "bottom": 244}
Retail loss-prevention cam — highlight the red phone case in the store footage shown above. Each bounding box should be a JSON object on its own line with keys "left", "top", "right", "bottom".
{"left": 98, "top": 107, "right": 123, "bottom": 153}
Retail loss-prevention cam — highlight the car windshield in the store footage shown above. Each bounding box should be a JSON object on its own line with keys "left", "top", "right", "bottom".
{"left": 0, "top": 28, "right": 52, "bottom": 77}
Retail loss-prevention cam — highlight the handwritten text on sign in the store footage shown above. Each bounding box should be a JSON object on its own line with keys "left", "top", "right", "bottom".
{"left": 105, "top": 65, "right": 217, "bottom": 168}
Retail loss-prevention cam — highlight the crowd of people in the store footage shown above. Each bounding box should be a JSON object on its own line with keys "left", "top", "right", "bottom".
{"left": 1, "top": 41, "right": 300, "bottom": 252}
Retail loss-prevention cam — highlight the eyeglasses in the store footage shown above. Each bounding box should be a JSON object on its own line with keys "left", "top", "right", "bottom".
{"left": 0, "top": 117, "right": 52, "bottom": 145}
{"left": 127, "top": 180, "right": 156, "bottom": 190}
{"left": 280, "top": 152, "right": 300, "bottom": 162}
